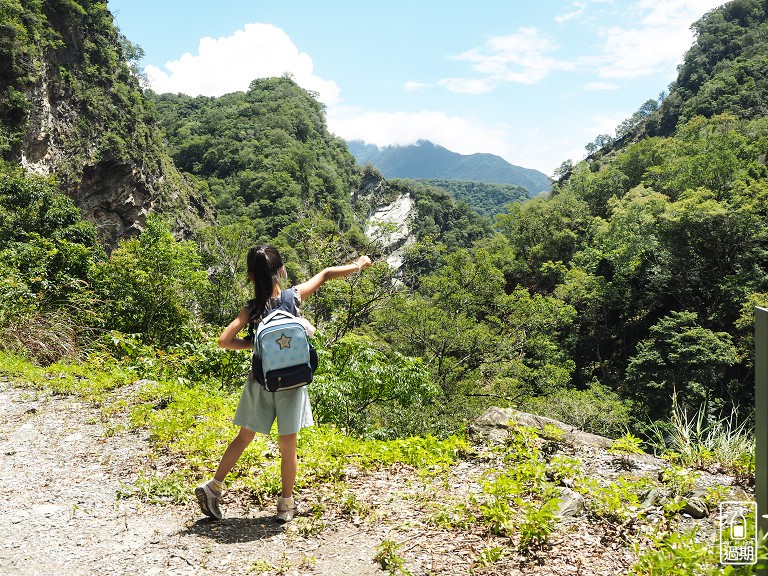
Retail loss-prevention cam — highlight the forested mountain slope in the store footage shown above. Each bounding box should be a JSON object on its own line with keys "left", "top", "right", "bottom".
{"left": 348, "top": 139, "right": 551, "bottom": 194}
{"left": 653, "top": 0, "right": 768, "bottom": 135}
{"left": 534, "top": 0, "right": 768, "bottom": 424}
{"left": 149, "top": 80, "right": 358, "bottom": 239}
{"left": 410, "top": 178, "right": 531, "bottom": 217}
{"left": 0, "top": 0, "right": 213, "bottom": 244}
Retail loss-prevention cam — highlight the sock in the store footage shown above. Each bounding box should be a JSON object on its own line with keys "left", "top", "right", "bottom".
{"left": 207, "top": 478, "right": 223, "bottom": 495}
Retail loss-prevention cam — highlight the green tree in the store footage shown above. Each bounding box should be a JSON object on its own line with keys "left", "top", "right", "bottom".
{"left": 643, "top": 114, "right": 745, "bottom": 200}
{"left": 624, "top": 311, "right": 738, "bottom": 420}
{"left": 311, "top": 335, "right": 439, "bottom": 437}
{"left": 92, "top": 216, "right": 209, "bottom": 346}
{"left": 271, "top": 214, "right": 399, "bottom": 345}
{"left": 195, "top": 220, "right": 258, "bottom": 326}
{"left": 496, "top": 189, "right": 592, "bottom": 291}
{"left": 375, "top": 247, "right": 575, "bottom": 404}
{"left": 0, "top": 169, "right": 100, "bottom": 362}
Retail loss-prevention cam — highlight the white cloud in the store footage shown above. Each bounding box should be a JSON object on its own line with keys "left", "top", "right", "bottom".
{"left": 436, "top": 27, "right": 572, "bottom": 92}
{"left": 327, "top": 107, "right": 508, "bottom": 153}
{"left": 145, "top": 23, "right": 340, "bottom": 103}
{"left": 555, "top": 1, "right": 588, "bottom": 24}
{"left": 584, "top": 81, "right": 620, "bottom": 90}
{"left": 636, "top": 0, "right": 723, "bottom": 26}
{"left": 595, "top": 0, "right": 729, "bottom": 79}
{"left": 597, "top": 25, "right": 683, "bottom": 78}
{"left": 404, "top": 81, "right": 429, "bottom": 91}
{"left": 436, "top": 77, "right": 498, "bottom": 94}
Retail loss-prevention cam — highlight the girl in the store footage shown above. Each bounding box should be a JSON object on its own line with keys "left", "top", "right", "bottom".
{"left": 195, "top": 245, "right": 372, "bottom": 521}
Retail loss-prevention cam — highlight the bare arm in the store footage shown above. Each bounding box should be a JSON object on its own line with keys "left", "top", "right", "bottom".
{"left": 217, "top": 307, "right": 253, "bottom": 350}
{"left": 295, "top": 255, "right": 372, "bottom": 299}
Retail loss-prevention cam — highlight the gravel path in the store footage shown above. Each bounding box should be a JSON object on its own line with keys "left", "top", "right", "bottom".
{"left": 0, "top": 379, "right": 386, "bottom": 576}
{"left": 1, "top": 376, "right": 746, "bottom": 576}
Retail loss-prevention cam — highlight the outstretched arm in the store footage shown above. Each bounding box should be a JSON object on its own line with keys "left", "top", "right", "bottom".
{"left": 217, "top": 307, "right": 253, "bottom": 350}
{"left": 295, "top": 255, "right": 372, "bottom": 299}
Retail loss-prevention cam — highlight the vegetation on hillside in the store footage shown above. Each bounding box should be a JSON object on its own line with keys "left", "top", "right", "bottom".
{"left": 405, "top": 178, "right": 530, "bottom": 218}
{"left": 0, "top": 0, "right": 211, "bottom": 241}
{"left": 0, "top": 0, "right": 156, "bottom": 175}
{"left": 549, "top": 111, "right": 768, "bottom": 423}
{"left": 3, "top": 0, "right": 768, "bottom": 571}
{"left": 149, "top": 79, "right": 358, "bottom": 239}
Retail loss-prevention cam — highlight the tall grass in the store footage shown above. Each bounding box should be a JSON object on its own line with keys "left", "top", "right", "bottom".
{"left": 2, "top": 309, "right": 83, "bottom": 365}
{"left": 645, "top": 395, "right": 754, "bottom": 478}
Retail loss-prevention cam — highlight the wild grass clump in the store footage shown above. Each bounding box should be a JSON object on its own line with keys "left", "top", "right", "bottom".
{"left": 1, "top": 308, "right": 87, "bottom": 366}
{"left": 645, "top": 397, "right": 754, "bottom": 478}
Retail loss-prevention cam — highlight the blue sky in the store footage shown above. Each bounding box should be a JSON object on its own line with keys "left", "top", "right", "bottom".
{"left": 108, "top": 0, "right": 728, "bottom": 176}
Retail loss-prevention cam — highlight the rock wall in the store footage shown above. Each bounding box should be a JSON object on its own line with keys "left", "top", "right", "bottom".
{"left": 6, "top": 2, "right": 215, "bottom": 247}
{"left": 354, "top": 172, "right": 416, "bottom": 268}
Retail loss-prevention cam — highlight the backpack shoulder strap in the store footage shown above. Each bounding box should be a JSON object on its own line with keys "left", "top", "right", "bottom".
{"left": 278, "top": 288, "right": 297, "bottom": 315}
{"left": 250, "top": 289, "right": 299, "bottom": 340}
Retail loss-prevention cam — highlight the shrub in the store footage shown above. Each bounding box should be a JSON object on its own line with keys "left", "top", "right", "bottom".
{"left": 91, "top": 216, "right": 209, "bottom": 347}
{"left": 310, "top": 335, "right": 439, "bottom": 438}
{"left": 522, "top": 381, "right": 632, "bottom": 438}
{"left": 0, "top": 170, "right": 101, "bottom": 363}
{"left": 2, "top": 308, "right": 84, "bottom": 365}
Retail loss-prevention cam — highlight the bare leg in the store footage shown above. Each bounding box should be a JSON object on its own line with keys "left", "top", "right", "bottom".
{"left": 278, "top": 433, "right": 298, "bottom": 498}
{"left": 214, "top": 427, "right": 256, "bottom": 482}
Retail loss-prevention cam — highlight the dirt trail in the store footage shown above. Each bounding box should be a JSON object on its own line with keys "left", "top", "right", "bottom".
{"left": 0, "top": 378, "right": 390, "bottom": 576}
{"left": 1, "top": 376, "right": 743, "bottom": 576}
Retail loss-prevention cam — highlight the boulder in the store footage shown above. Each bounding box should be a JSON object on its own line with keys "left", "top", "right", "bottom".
{"left": 470, "top": 406, "right": 614, "bottom": 450}
{"left": 555, "top": 487, "right": 585, "bottom": 518}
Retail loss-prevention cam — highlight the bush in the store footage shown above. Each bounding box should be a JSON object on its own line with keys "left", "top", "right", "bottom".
{"left": 0, "top": 170, "right": 101, "bottom": 363}
{"left": 522, "top": 381, "right": 632, "bottom": 438}
{"left": 310, "top": 335, "right": 440, "bottom": 438}
{"left": 91, "top": 216, "right": 209, "bottom": 347}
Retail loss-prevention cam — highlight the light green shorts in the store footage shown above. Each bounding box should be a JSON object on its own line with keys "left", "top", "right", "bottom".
{"left": 233, "top": 373, "right": 314, "bottom": 436}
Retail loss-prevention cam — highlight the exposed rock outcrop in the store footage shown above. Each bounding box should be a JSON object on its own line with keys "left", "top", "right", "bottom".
{"left": 4, "top": 2, "right": 215, "bottom": 247}
{"left": 470, "top": 406, "right": 752, "bottom": 531}
{"left": 470, "top": 406, "right": 614, "bottom": 450}
{"left": 354, "top": 172, "right": 416, "bottom": 268}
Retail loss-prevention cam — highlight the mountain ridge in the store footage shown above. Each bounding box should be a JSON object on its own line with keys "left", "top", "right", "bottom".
{"left": 347, "top": 139, "right": 551, "bottom": 195}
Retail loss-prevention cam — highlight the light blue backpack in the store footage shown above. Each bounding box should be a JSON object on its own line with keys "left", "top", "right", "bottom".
{"left": 252, "top": 290, "right": 317, "bottom": 392}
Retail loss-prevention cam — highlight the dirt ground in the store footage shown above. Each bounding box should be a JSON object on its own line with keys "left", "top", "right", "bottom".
{"left": 0, "top": 376, "right": 745, "bottom": 576}
{"left": 0, "top": 377, "right": 400, "bottom": 576}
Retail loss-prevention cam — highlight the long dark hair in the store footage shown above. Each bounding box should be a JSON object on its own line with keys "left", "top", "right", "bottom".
{"left": 246, "top": 245, "right": 284, "bottom": 322}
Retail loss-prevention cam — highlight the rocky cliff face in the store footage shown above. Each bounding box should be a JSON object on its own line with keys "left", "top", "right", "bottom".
{"left": 20, "top": 69, "right": 148, "bottom": 242}
{"left": 3, "top": 1, "right": 214, "bottom": 246}
{"left": 354, "top": 172, "right": 416, "bottom": 268}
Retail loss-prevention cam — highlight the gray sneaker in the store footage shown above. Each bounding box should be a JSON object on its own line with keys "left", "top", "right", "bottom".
{"left": 276, "top": 496, "right": 296, "bottom": 523}
{"left": 195, "top": 483, "right": 222, "bottom": 520}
